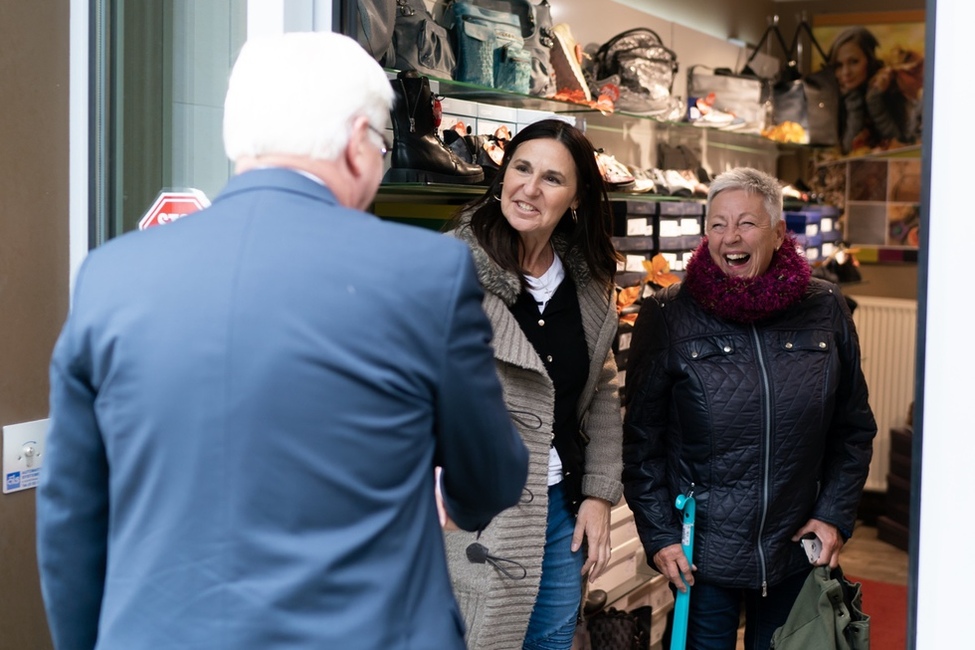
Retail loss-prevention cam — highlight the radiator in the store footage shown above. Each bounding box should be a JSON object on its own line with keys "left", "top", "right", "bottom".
{"left": 848, "top": 295, "right": 918, "bottom": 492}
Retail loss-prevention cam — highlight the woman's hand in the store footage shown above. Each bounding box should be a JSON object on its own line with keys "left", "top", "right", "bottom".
{"left": 573, "top": 497, "right": 612, "bottom": 582}
{"left": 653, "top": 544, "right": 695, "bottom": 593}
{"left": 792, "top": 519, "right": 844, "bottom": 568}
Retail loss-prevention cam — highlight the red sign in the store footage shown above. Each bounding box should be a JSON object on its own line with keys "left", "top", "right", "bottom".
{"left": 138, "top": 189, "right": 210, "bottom": 230}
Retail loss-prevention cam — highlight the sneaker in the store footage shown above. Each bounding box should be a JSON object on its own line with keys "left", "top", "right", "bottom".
{"left": 662, "top": 169, "right": 695, "bottom": 197}
{"left": 551, "top": 24, "right": 591, "bottom": 102}
{"left": 627, "top": 166, "right": 659, "bottom": 194}
{"left": 595, "top": 150, "right": 635, "bottom": 190}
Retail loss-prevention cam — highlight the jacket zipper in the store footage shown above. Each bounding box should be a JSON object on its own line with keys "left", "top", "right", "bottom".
{"left": 751, "top": 325, "right": 772, "bottom": 597}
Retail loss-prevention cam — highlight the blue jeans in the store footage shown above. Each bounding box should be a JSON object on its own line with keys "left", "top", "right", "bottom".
{"left": 522, "top": 482, "right": 585, "bottom": 650}
{"left": 680, "top": 569, "right": 808, "bottom": 650}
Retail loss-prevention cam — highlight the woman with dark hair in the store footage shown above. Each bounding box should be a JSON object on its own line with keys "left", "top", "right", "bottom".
{"left": 442, "top": 118, "right": 624, "bottom": 650}
{"left": 831, "top": 26, "right": 921, "bottom": 153}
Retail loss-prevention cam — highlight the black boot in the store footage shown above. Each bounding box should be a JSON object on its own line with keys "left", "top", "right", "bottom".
{"left": 384, "top": 70, "right": 484, "bottom": 184}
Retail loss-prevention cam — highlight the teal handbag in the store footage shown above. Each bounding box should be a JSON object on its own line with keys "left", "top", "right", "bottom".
{"left": 771, "top": 566, "right": 870, "bottom": 650}
{"left": 444, "top": 0, "right": 531, "bottom": 93}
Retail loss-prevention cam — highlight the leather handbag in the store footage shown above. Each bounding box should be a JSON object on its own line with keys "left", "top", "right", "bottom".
{"left": 686, "top": 65, "right": 766, "bottom": 133}
{"left": 444, "top": 0, "right": 532, "bottom": 93}
{"left": 463, "top": 0, "right": 555, "bottom": 96}
{"left": 773, "top": 21, "right": 839, "bottom": 147}
{"left": 770, "top": 566, "right": 870, "bottom": 650}
{"left": 391, "top": 0, "right": 456, "bottom": 79}
{"left": 351, "top": 0, "right": 397, "bottom": 64}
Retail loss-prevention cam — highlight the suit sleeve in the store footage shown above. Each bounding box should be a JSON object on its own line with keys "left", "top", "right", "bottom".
{"left": 36, "top": 275, "right": 110, "bottom": 650}
{"left": 812, "top": 289, "right": 878, "bottom": 537}
{"left": 436, "top": 250, "right": 528, "bottom": 532}
{"left": 622, "top": 295, "right": 682, "bottom": 560}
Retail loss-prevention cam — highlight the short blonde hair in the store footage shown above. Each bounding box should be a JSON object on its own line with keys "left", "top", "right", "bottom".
{"left": 223, "top": 32, "right": 393, "bottom": 162}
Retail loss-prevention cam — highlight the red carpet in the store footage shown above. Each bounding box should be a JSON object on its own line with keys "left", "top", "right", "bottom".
{"left": 847, "top": 575, "right": 907, "bottom": 649}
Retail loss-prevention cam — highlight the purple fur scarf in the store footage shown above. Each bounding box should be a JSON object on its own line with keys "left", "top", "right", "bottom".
{"left": 683, "top": 236, "right": 811, "bottom": 323}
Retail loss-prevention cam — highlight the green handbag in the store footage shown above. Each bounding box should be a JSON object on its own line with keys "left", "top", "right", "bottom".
{"left": 771, "top": 566, "right": 870, "bottom": 650}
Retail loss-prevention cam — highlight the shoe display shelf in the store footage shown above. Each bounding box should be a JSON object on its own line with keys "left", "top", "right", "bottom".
{"left": 373, "top": 73, "right": 804, "bottom": 227}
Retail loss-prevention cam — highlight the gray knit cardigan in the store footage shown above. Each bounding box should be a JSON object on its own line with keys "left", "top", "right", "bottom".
{"left": 445, "top": 217, "right": 624, "bottom": 650}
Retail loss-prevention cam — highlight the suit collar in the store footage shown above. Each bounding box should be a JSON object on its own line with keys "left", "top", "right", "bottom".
{"left": 215, "top": 167, "right": 341, "bottom": 207}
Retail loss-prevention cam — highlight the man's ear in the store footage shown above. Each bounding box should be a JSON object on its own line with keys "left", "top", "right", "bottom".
{"left": 344, "top": 117, "right": 370, "bottom": 180}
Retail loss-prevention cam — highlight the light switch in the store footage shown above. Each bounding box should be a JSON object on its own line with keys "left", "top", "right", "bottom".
{"left": 3, "top": 418, "right": 49, "bottom": 494}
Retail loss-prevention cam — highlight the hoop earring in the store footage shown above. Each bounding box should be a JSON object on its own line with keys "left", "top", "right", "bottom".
{"left": 571, "top": 207, "right": 578, "bottom": 224}
{"left": 493, "top": 182, "right": 503, "bottom": 201}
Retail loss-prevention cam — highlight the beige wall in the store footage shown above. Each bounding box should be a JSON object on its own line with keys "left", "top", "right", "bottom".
{"left": 0, "top": 2, "right": 69, "bottom": 648}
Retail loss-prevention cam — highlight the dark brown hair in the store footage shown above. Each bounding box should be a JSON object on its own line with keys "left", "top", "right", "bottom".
{"left": 447, "top": 119, "right": 620, "bottom": 287}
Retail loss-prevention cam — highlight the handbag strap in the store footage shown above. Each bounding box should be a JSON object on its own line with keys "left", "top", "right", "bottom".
{"left": 789, "top": 21, "right": 830, "bottom": 71}
{"left": 741, "top": 21, "right": 791, "bottom": 74}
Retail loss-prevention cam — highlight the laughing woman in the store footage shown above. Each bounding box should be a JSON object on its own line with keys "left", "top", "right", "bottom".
{"left": 622, "top": 167, "right": 877, "bottom": 650}
{"left": 443, "top": 119, "right": 624, "bottom": 650}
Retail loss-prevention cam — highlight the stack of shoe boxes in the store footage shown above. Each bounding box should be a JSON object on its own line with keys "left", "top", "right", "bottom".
{"left": 611, "top": 199, "right": 659, "bottom": 289}
{"left": 817, "top": 205, "right": 842, "bottom": 259}
{"left": 656, "top": 200, "right": 706, "bottom": 275}
{"left": 785, "top": 207, "right": 838, "bottom": 264}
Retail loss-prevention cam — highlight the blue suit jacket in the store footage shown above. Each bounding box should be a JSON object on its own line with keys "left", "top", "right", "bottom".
{"left": 37, "top": 169, "right": 527, "bottom": 649}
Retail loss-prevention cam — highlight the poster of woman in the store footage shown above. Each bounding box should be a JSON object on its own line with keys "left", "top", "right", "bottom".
{"left": 813, "top": 12, "right": 925, "bottom": 155}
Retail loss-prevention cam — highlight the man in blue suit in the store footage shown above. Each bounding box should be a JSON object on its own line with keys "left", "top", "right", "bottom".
{"left": 37, "top": 32, "right": 528, "bottom": 650}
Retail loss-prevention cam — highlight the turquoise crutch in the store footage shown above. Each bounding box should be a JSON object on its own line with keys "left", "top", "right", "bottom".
{"left": 670, "top": 488, "right": 696, "bottom": 650}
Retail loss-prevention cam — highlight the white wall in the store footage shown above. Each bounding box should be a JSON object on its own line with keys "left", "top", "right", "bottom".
{"left": 914, "top": 1, "right": 973, "bottom": 647}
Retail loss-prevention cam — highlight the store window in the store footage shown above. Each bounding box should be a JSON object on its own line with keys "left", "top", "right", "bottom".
{"left": 91, "top": 0, "right": 246, "bottom": 244}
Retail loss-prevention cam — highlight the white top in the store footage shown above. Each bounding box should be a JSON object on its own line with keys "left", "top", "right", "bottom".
{"left": 524, "top": 254, "right": 566, "bottom": 487}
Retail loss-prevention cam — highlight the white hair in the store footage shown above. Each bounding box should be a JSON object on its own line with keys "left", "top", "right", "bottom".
{"left": 707, "top": 167, "right": 784, "bottom": 226}
{"left": 223, "top": 32, "right": 393, "bottom": 162}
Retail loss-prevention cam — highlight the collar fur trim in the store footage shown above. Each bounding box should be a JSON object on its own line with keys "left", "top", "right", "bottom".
{"left": 452, "top": 212, "right": 591, "bottom": 306}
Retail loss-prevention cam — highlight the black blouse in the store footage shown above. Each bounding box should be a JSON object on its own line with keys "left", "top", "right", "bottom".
{"left": 510, "top": 273, "right": 590, "bottom": 510}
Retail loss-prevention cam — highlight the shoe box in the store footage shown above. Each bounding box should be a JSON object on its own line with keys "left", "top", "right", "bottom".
{"left": 611, "top": 199, "right": 705, "bottom": 279}
{"left": 657, "top": 200, "right": 705, "bottom": 271}
{"left": 786, "top": 205, "right": 841, "bottom": 263}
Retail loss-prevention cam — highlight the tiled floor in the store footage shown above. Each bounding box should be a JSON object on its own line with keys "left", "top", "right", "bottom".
{"left": 841, "top": 522, "right": 910, "bottom": 585}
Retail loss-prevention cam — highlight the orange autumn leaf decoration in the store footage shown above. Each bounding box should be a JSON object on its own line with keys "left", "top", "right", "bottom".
{"left": 643, "top": 254, "right": 680, "bottom": 288}
{"left": 617, "top": 285, "right": 641, "bottom": 314}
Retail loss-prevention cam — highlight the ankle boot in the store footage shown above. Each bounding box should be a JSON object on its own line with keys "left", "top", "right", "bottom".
{"left": 385, "top": 70, "right": 484, "bottom": 184}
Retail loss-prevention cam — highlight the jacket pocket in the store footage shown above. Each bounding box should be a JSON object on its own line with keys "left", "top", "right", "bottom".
{"left": 772, "top": 329, "right": 832, "bottom": 353}
{"left": 678, "top": 335, "right": 742, "bottom": 362}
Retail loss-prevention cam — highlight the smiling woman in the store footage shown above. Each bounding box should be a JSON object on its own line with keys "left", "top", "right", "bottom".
{"left": 622, "top": 167, "right": 878, "bottom": 650}
{"left": 441, "top": 119, "right": 624, "bottom": 650}
{"left": 704, "top": 172, "right": 786, "bottom": 280}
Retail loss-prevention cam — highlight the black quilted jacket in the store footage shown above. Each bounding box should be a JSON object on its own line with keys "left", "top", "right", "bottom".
{"left": 622, "top": 278, "right": 876, "bottom": 590}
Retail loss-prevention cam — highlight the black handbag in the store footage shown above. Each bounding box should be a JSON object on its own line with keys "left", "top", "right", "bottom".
{"left": 351, "top": 0, "right": 397, "bottom": 64}
{"left": 774, "top": 21, "right": 839, "bottom": 147}
{"left": 587, "top": 606, "right": 652, "bottom": 650}
{"left": 392, "top": 0, "right": 456, "bottom": 79}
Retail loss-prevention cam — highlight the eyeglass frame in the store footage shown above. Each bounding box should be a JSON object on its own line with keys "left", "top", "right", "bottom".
{"left": 366, "top": 124, "right": 391, "bottom": 159}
